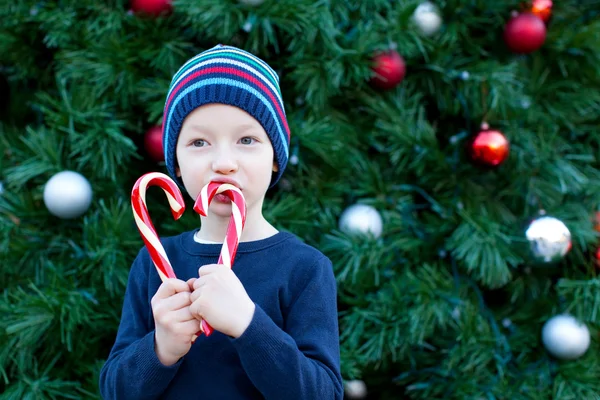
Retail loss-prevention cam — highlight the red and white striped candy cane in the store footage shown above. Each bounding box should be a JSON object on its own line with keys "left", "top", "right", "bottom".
{"left": 193, "top": 181, "right": 247, "bottom": 336}
{"left": 132, "top": 172, "right": 208, "bottom": 341}
{"left": 131, "top": 172, "right": 185, "bottom": 281}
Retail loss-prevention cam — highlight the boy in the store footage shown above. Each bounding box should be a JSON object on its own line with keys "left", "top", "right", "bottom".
{"left": 99, "top": 44, "right": 343, "bottom": 399}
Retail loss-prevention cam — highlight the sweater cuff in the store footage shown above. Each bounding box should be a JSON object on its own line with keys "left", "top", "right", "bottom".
{"left": 134, "top": 331, "right": 183, "bottom": 386}
{"left": 229, "top": 304, "right": 284, "bottom": 364}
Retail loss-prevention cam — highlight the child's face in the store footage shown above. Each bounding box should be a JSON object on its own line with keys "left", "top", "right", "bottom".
{"left": 175, "top": 104, "right": 278, "bottom": 219}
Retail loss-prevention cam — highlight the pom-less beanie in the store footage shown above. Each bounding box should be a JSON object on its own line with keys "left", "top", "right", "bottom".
{"left": 162, "top": 44, "right": 290, "bottom": 188}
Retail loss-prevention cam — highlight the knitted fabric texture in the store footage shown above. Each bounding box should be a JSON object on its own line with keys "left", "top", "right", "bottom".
{"left": 162, "top": 44, "right": 290, "bottom": 188}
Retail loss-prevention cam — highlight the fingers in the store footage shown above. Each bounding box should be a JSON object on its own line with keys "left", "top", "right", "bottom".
{"left": 164, "top": 291, "right": 194, "bottom": 310}
{"left": 170, "top": 306, "right": 196, "bottom": 323}
{"left": 177, "top": 319, "right": 202, "bottom": 337}
{"left": 187, "top": 277, "right": 197, "bottom": 291}
{"left": 189, "top": 295, "right": 208, "bottom": 318}
{"left": 153, "top": 278, "right": 191, "bottom": 302}
{"left": 198, "top": 264, "right": 221, "bottom": 277}
{"left": 193, "top": 277, "right": 207, "bottom": 291}
{"left": 153, "top": 293, "right": 198, "bottom": 329}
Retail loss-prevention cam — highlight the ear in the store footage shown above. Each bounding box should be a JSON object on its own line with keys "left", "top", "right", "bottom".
{"left": 272, "top": 162, "right": 279, "bottom": 173}
{"left": 176, "top": 166, "right": 181, "bottom": 177}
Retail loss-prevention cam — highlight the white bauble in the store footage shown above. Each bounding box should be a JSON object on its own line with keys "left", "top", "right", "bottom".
{"left": 525, "top": 216, "right": 571, "bottom": 263}
{"left": 339, "top": 204, "right": 383, "bottom": 238}
{"left": 412, "top": 1, "right": 442, "bottom": 37}
{"left": 542, "top": 315, "right": 590, "bottom": 360}
{"left": 344, "top": 379, "right": 367, "bottom": 399}
{"left": 43, "top": 171, "right": 93, "bottom": 219}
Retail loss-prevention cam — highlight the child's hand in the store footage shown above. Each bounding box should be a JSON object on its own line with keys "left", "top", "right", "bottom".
{"left": 151, "top": 278, "right": 200, "bottom": 366}
{"left": 188, "top": 264, "right": 256, "bottom": 339}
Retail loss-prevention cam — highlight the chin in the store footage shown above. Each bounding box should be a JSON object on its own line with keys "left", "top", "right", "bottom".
{"left": 208, "top": 202, "right": 235, "bottom": 218}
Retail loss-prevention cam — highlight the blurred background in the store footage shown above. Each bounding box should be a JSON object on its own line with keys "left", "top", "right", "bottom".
{"left": 2, "top": 0, "right": 600, "bottom": 398}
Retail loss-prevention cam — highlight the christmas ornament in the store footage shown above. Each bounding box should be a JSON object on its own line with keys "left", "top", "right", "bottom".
{"left": 469, "top": 124, "right": 510, "bottom": 167}
{"left": 503, "top": 12, "right": 547, "bottom": 54}
{"left": 144, "top": 125, "right": 164, "bottom": 162}
{"left": 43, "top": 171, "right": 93, "bottom": 219}
{"left": 344, "top": 380, "right": 367, "bottom": 399}
{"left": 339, "top": 204, "right": 383, "bottom": 238}
{"left": 529, "top": 0, "right": 553, "bottom": 23}
{"left": 412, "top": 1, "right": 443, "bottom": 37}
{"left": 237, "top": 0, "right": 265, "bottom": 5}
{"left": 525, "top": 215, "right": 571, "bottom": 263}
{"left": 130, "top": 0, "right": 172, "bottom": 16}
{"left": 542, "top": 314, "right": 590, "bottom": 360}
{"left": 370, "top": 50, "right": 406, "bottom": 90}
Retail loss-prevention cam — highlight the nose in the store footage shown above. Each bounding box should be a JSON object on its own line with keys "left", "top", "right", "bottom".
{"left": 211, "top": 147, "right": 238, "bottom": 174}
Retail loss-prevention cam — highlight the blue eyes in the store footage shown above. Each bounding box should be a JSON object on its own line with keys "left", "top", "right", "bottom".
{"left": 192, "top": 137, "right": 256, "bottom": 147}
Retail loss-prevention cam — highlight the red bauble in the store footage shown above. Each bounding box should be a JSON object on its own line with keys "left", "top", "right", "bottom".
{"left": 370, "top": 50, "right": 406, "bottom": 90}
{"left": 144, "top": 125, "right": 164, "bottom": 162}
{"left": 130, "top": 0, "right": 172, "bottom": 16}
{"left": 470, "top": 126, "right": 510, "bottom": 167}
{"left": 531, "top": 0, "right": 553, "bottom": 23}
{"left": 504, "top": 12, "right": 547, "bottom": 54}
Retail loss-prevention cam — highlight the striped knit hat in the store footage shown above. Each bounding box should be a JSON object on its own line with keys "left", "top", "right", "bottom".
{"left": 162, "top": 44, "right": 290, "bottom": 188}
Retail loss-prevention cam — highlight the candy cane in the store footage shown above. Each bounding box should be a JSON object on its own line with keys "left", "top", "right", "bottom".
{"left": 132, "top": 173, "right": 209, "bottom": 341}
{"left": 193, "top": 181, "right": 247, "bottom": 336}
{"left": 131, "top": 172, "right": 185, "bottom": 281}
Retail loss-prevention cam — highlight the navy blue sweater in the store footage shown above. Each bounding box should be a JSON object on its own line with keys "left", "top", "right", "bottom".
{"left": 99, "top": 230, "right": 343, "bottom": 399}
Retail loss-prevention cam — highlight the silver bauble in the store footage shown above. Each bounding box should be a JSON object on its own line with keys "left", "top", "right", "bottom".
{"left": 344, "top": 379, "right": 367, "bottom": 399}
{"left": 542, "top": 315, "right": 590, "bottom": 360}
{"left": 525, "top": 216, "right": 571, "bottom": 263}
{"left": 43, "top": 171, "right": 93, "bottom": 219}
{"left": 339, "top": 204, "right": 383, "bottom": 238}
{"left": 412, "top": 1, "right": 442, "bottom": 37}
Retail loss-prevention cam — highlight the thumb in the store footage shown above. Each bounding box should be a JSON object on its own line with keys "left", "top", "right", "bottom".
{"left": 186, "top": 277, "right": 197, "bottom": 291}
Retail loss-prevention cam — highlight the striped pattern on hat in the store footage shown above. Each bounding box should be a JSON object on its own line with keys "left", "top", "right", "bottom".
{"left": 162, "top": 44, "right": 290, "bottom": 188}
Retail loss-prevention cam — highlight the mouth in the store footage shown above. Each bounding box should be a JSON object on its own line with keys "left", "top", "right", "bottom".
{"left": 214, "top": 193, "right": 232, "bottom": 203}
{"left": 210, "top": 180, "right": 241, "bottom": 203}
{"left": 211, "top": 179, "right": 241, "bottom": 190}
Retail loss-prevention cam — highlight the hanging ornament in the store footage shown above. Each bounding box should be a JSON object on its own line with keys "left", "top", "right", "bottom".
{"left": 144, "top": 125, "right": 164, "bottom": 163}
{"left": 237, "top": 0, "right": 265, "bottom": 5}
{"left": 542, "top": 315, "right": 590, "bottom": 360}
{"left": 339, "top": 204, "right": 383, "bottom": 238}
{"left": 525, "top": 215, "right": 571, "bottom": 263}
{"left": 344, "top": 380, "right": 367, "bottom": 399}
{"left": 43, "top": 171, "right": 93, "bottom": 219}
{"left": 503, "top": 12, "right": 547, "bottom": 54}
{"left": 130, "top": 0, "right": 172, "bottom": 16}
{"left": 412, "top": 1, "right": 443, "bottom": 37}
{"left": 469, "top": 123, "right": 510, "bottom": 167}
{"left": 528, "top": 0, "right": 553, "bottom": 24}
{"left": 370, "top": 50, "right": 406, "bottom": 90}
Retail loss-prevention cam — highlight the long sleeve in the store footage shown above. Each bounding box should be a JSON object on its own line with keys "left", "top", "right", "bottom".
{"left": 230, "top": 256, "right": 344, "bottom": 400}
{"left": 99, "top": 249, "right": 182, "bottom": 400}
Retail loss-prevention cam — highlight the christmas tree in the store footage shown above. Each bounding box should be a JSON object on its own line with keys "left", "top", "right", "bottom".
{"left": 2, "top": 0, "right": 600, "bottom": 398}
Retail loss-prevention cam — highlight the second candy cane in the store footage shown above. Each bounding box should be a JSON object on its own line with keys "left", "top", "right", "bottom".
{"left": 194, "top": 181, "right": 247, "bottom": 336}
